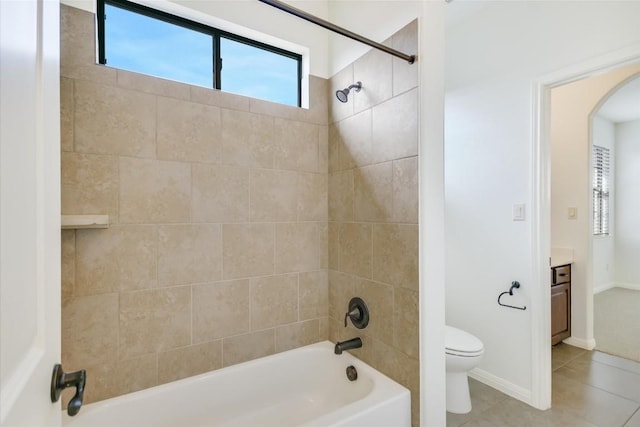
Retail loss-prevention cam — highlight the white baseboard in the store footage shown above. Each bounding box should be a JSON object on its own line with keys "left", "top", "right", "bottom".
{"left": 614, "top": 282, "right": 640, "bottom": 291}
{"left": 594, "top": 282, "right": 616, "bottom": 294}
{"left": 468, "top": 368, "right": 532, "bottom": 405}
{"left": 562, "top": 336, "right": 596, "bottom": 350}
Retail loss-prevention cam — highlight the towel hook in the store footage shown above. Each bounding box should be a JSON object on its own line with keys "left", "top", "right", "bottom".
{"left": 498, "top": 281, "right": 526, "bottom": 311}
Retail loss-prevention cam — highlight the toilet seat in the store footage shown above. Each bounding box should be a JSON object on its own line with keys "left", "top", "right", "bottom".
{"left": 445, "top": 326, "right": 483, "bottom": 357}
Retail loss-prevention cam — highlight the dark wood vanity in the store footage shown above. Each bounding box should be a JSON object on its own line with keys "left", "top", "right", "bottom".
{"left": 551, "top": 264, "right": 571, "bottom": 345}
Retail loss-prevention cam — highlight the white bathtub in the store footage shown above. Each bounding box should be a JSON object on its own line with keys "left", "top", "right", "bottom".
{"left": 62, "top": 341, "right": 411, "bottom": 427}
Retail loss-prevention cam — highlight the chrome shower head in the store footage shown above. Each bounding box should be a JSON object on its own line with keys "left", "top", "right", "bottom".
{"left": 336, "top": 81, "right": 362, "bottom": 103}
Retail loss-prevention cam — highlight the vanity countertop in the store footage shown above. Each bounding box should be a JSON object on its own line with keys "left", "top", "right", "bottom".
{"left": 551, "top": 247, "right": 574, "bottom": 268}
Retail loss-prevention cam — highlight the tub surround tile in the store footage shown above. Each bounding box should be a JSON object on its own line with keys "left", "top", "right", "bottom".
{"left": 329, "top": 65, "right": 355, "bottom": 124}
{"left": 339, "top": 222, "right": 372, "bottom": 279}
{"left": 275, "top": 222, "right": 320, "bottom": 273}
{"left": 297, "top": 172, "right": 328, "bottom": 221}
{"left": 318, "top": 125, "right": 329, "bottom": 173}
{"left": 157, "top": 97, "right": 221, "bottom": 164}
{"left": 372, "top": 88, "right": 418, "bottom": 160}
{"left": 191, "top": 163, "right": 250, "bottom": 223}
{"left": 62, "top": 293, "right": 119, "bottom": 369}
{"left": 61, "top": 230, "right": 75, "bottom": 307}
{"left": 319, "top": 317, "right": 329, "bottom": 341}
{"left": 223, "top": 329, "right": 275, "bottom": 367}
{"left": 60, "top": 77, "right": 74, "bottom": 152}
{"left": 61, "top": 152, "right": 119, "bottom": 221}
{"left": 353, "top": 49, "right": 393, "bottom": 114}
{"left": 354, "top": 278, "right": 394, "bottom": 346}
{"left": 221, "top": 109, "right": 274, "bottom": 168}
{"left": 392, "top": 157, "right": 419, "bottom": 224}
{"left": 328, "top": 222, "right": 340, "bottom": 270}
{"left": 393, "top": 287, "right": 419, "bottom": 358}
{"left": 190, "top": 86, "right": 250, "bottom": 111}
{"left": 116, "top": 69, "right": 191, "bottom": 100}
{"left": 337, "top": 110, "right": 373, "bottom": 169}
{"left": 250, "top": 169, "right": 297, "bottom": 222}
{"left": 299, "top": 270, "right": 329, "bottom": 321}
{"left": 274, "top": 119, "right": 320, "bottom": 173}
{"left": 119, "top": 287, "right": 191, "bottom": 360}
{"left": 373, "top": 224, "right": 418, "bottom": 290}
{"left": 157, "top": 224, "right": 222, "bottom": 287}
{"left": 354, "top": 162, "right": 393, "bottom": 222}
{"left": 192, "top": 280, "right": 250, "bottom": 343}
{"left": 328, "top": 270, "right": 355, "bottom": 322}
{"left": 276, "top": 319, "right": 320, "bottom": 353}
{"left": 158, "top": 341, "right": 223, "bottom": 384}
{"left": 328, "top": 170, "right": 354, "bottom": 222}
{"left": 251, "top": 274, "right": 298, "bottom": 329}
{"left": 76, "top": 225, "right": 157, "bottom": 295}
{"left": 392, "top": 20, "right": 419, "bottom": 96}
{"left": 74, "top": 80, "right": 155, "bottom": 158}
{"left": 222, "top": 223, "right": 275, "bottom": 279}
{"left": 328, "top": 124, "right": 341, "bottom": 173}
{"left": 319, "top": 222, "right": 329, "bottom": 269}
{"left": 119, "top": 157, "right": 191, "bottom": 224}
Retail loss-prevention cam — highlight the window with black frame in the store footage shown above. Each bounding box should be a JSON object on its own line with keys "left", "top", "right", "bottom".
{"left": 97, "top": 0, "right": 302, "bottom": 107}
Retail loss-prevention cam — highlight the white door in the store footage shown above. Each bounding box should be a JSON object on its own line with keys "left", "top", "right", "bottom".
{"left": 0, "top": 0, "right": 61, "bottom": 425}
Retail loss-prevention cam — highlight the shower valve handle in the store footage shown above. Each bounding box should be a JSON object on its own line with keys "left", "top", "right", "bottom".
{"left": 51, "top": 364, "right": 86, "bottom": 416}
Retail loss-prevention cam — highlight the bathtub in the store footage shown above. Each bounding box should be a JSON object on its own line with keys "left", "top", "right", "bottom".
{"left": 62, "top": 341, "right": 411, "bottom": 427}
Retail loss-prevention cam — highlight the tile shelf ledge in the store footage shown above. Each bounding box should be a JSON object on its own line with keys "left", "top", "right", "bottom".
{"left": 61, "top": 215, "right": 110, "bottom": 230}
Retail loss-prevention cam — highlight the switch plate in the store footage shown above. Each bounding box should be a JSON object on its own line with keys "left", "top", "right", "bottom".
{"left": 513, "top": 203, "right": 525, "bottom": 221}
{"left": 568, "top": 207, "right": 577, "bottom": 220}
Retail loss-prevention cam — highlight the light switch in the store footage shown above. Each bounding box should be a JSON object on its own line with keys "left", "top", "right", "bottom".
{"left": 513, "top": 203, "right": 525, "bottom": 221}
{"left": 568, "top": 207, "right": 577, "bottom": 220}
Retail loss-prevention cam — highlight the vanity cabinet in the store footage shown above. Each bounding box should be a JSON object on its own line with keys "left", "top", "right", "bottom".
{"left": 551, "top": 264, "right": 571, "bottom": 345}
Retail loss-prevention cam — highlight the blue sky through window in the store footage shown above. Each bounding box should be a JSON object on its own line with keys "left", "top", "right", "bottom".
{"left": 104, "top": 3, "right": 299, "bottom": 107}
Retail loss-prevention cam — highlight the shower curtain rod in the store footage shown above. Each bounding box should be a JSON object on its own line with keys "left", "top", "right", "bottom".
{"left": 257, "top": 0, "right": 416, "bottom": 64}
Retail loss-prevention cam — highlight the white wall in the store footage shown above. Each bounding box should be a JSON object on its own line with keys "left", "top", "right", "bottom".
{"left": 592, "top": 116, "right": 616, "bottom": 293}
{"left": 615, "top": 119, "right": 640, "bottom": 288}
{"left": 445, "top": 0, "right": 640, "bottom": 406}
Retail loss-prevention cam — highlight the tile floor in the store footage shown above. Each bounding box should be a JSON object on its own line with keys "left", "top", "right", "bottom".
{"left": 447, "top": 343, "right": 640, "bottom": 427}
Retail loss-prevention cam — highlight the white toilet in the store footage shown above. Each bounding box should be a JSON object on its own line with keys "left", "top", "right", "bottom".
{"left": 445, "top": 325, "right": 484, "bottom": 414}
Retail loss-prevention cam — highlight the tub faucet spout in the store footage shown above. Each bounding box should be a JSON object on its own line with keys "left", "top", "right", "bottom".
{"left": 334, "top": 337, "right": 362, "bottom": 355}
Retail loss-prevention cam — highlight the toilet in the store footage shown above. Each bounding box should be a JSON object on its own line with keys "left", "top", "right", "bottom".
{"left": 445, "top": 325, "right": 484, "bottom": 414}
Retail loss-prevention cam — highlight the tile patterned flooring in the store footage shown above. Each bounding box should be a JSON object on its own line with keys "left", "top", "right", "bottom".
{"left": 447, "top": 343, "right": 640, "bottom": 427}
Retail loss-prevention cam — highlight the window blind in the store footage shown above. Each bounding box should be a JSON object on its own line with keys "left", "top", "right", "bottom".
{"left": 593, "top": 145, "right": 610, "bottom": 235}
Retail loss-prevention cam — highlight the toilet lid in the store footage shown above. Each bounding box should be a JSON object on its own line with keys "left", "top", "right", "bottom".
{"left": 445, "top": 325, "right": 483, "bottom": 355}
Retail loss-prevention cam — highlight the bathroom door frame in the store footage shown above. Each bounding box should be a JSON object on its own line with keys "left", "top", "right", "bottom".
{"left": 530, "top": 43, "right": 640, "bottom": 409}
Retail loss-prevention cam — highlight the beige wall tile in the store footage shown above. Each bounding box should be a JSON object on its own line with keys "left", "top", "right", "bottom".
{"left": 62, "top": 293, "right": 118, "bottom": 369}
{"left": 72, "top": 354, "right": 156, "bottom": 406}
{"left": 329, "top": 65, "right": 355, "bottom": 123}
{"left": 190, "top": 86, "right": 250, "bottom": 111}
{"left": 74, "top": 80, "right": 155, "bottom": 157}
{"left": 119, "top": 287, "right": 191, "bottom": 360}
{"left": 76, "top": 225, "right": 157, "bottom": 295}
{"left": 394, "top": 288, "right": 419, "bottom": 358}
{"left": 328, "top": 222, "right": 340, "bottom": 270}
{"left": 193, "top": 280, "right": 250, "bottom": 343}
{"left": 339, "top": 223, "right": 372, "bottom": 278}
{"left": 222, "top": 224, "right": 274, "bottom": 279}
{"left": 119, "top": 157, "right": 191, "bottom": 224}
{"left": 274, "top": 118, "right": 320, "bottom": 173}
{"left": 328, "top": 170, "right": 354, "bottom": 221}
{"left": 223, "top": 329, "right": 275, "bottom": 367}
{"left": 338, "top": 110, "right": 373, "bottom": 169}
{"left": 221, "top": 109, "right": 274, "bottom": 168}
{"left": 299, "top": 270, "right": 328, "bottom": 320}
{"left": 392, "top": 20, "right": 419, "bottom": 96}
{"left": 61, "top": 230, "right": 75, "bottom": 307}
{"left": 328, "top": 270, "right": 355, "bottom": 321}
{"left": 373, "top": 224, "right": 418, "bottom": 290}
{"left": 158, "top": 224, "right": 222, "bottom": 286}
{"left": 318, "top": 125, "right": 329, "bottom": 173}
{"left": 275, "top": 223, "right": 320, "bottom": 273}
{"left": 297, "top": 172, "right": 328, "bottom": 221}
{"left": 61, "top": 152, "right": 118, "bottom": 220}
{"left": 354, "top": 279, "right": 394, "bottom": 345}
{"left": 372, "top": 88, "right": 418, "bottom": 160}
{"left": 60, "top": 77, "right": 74, "bottom": 152}
{"left": 157, "top": 97, "right": 221, "bottom": 163}
{"left": 251, "top": 274, "right": 298, "bottom": 329}
{"left": 306, "top": 76, "right": 330, "bottom": 126}
{"left": 319, "top": 317, "right": 329, "bottom": 340}
{"left": 158, "top": 341, "right": 222, "bottom": 384}
{"left": 117, "top": 69, "right": 191, "bottom": 100}
{"left": 191, "top": 164, "right": 249, "bottom": 223}
{"left": 328, "top": 124, "right": 341, "bottom": 173}
{"left": 354, "top": 163, "right": 393, "bottom": 222}
{"left": 276, "top": 320, "right": 320, "bottom": 353}
{"left": 393, "top": 157, "right": 418, "bottom": 224}
{"left": 353, "top": 49, "right": 393, "bottom": 113}
{"left": 250, "top": 169, "right": 297, "bottom": 221}
{"left": 319, "top": 222, "right": 328, "bottom": 270}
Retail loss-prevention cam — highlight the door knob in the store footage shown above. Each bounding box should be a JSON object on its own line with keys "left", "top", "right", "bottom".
{"left": 51, "top": 364, "right": 86, "bottom": 416}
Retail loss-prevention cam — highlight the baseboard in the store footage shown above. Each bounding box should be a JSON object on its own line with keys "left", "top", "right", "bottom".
{"left": 614, "top": 282, "right": 640, "bottom": 291}
{"left": 468, "top": 368, "right": 532, "bottom": 405}
{"left": 594, "top": 282, "right": 616, "bottom": 294}
{"left": 562, "top": 336, "right": 596, "bottom": 350}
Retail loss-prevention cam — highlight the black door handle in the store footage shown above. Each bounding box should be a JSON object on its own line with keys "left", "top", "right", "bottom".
{"left": 51, "top": 364, "right": 86, "bottom": 416}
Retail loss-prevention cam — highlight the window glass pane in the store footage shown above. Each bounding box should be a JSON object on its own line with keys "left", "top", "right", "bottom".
{"left": 220, "top": 37, "right": 299, "bottom": 106}
{"left": 105, "top": 3, "right": 213, "bottom": 88}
